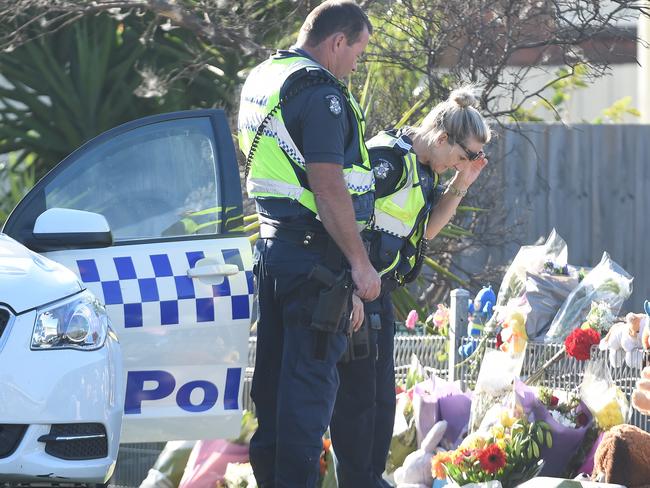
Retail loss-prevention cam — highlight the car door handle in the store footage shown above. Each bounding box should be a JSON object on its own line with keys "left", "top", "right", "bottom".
{"left": 187, "top": 263, "right": 240, "bottom": 279}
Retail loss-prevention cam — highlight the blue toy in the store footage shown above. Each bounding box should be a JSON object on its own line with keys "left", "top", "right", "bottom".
{"left": 459, "top": 285, "right": 496, "bottom": 358}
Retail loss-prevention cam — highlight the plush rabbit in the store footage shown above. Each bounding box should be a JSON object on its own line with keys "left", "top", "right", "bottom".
{"left": 393, "top": 421, "right": 448, "bottom": 488}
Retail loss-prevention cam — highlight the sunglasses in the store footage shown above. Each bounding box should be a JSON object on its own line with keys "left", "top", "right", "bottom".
{"left": 458, "top": 141, "right": 485, "bottom": 161}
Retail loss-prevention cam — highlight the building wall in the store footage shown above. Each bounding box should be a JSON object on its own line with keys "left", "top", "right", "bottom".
{"left": 494, "top": 63, "right": 640, "bottom": 124}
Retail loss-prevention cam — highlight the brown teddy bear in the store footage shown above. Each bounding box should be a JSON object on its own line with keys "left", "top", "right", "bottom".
{"left": 593, "top": 423, "right": 650, "bottom": 487}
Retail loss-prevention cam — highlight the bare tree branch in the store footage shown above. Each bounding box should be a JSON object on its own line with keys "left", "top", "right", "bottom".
{"left": 0, "top": 0, "right": 264, "bottom": 53}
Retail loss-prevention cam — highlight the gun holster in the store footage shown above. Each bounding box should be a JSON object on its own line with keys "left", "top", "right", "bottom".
{"left": 340, "top": 312, "right": 382, "bottom": 363}
{"left": 308, "top": 264, "right": 352, "bottom": 334}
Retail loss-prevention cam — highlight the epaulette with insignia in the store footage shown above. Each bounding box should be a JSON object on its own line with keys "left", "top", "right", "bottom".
{"left": 392, "top": 134, "right": 412, "bottom": 155}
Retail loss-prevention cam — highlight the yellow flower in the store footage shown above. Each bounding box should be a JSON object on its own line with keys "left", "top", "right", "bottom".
{"left": 460, "top": 432, "right": 489, "bottom": 450}
{"left": 491, "top": 424, "right": 505, "bottom": 439}
{"left": 496, "top": 438, "right": 507, "bottom": 451}
{"left": 499, "top": 410, "right": 515, "bottom": 429}
{"left": 595, "top": 399, "right": 624, "bottom": 430}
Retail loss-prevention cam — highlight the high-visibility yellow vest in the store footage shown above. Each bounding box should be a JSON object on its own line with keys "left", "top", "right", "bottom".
{"left": 366, "top": 131, "right": 438, "bottom": 279}
{"left": 238, "top": 52, "right": 374, "bottom": 226}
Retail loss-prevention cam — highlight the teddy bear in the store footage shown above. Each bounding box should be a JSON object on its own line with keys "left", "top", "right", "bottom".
{"left": 600, "top": 301, "right": 650, "bottom": 368}
{"left": 592, "top": 423, "right": 650, "bottom": 487}
{"left": 393, "top": 420, "right": 448, "bottom": 488}
{"left": 499, "top": 310, "right": 527, "bottom": 355}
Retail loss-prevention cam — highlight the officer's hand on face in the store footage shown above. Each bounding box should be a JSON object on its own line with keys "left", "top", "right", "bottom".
{"left": 454, "top": 156, "right": 488, "bottom": 189}
{"left": 350, "top": 293, "right": 365, "bottom": 332}
{"left": 351, "top": 261, "right": 381, "bottom": 302}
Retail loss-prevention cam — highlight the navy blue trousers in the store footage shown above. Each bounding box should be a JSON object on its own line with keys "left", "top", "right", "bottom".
{"left": 330, "top": 293, "right": 396, "bottom": 488}
{"left": 249, "top": 238, "right": 348, "bottom": 488}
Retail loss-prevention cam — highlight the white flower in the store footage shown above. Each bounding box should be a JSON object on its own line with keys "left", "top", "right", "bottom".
{"left": 549, "top": 409, "right": 576, "bottom": 428}
{"left": 587, "top": 301, "right": 615, "bottom": 333}
{"left": 223, "top": 462, "right": 257, "bottom": 487}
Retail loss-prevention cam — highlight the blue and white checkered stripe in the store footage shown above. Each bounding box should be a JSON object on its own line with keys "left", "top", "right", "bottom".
{"left": 74, "top": 249, "right": 253, "bottom": 329}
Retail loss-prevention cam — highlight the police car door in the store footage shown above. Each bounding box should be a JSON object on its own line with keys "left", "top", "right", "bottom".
{"left": 3, "top": 110, "right": 253, "bottom": 442}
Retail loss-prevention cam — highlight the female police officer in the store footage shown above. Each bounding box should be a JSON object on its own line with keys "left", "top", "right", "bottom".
{"left": 330, "top": 86, "right": 492, "bottom": 487}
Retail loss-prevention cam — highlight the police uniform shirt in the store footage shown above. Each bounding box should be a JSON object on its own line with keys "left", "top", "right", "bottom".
{"left": 255, "top": 48, "right": 364, "bottom": 226}
{"left": 370, "top": 129, "right": 438, "bottom": 202}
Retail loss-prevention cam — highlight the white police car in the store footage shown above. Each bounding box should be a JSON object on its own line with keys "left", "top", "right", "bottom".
{"left": 0, "top": 110, "right": 253, "bottom": 484}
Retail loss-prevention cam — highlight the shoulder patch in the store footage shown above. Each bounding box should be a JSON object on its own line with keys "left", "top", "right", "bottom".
{"left": 373, "top": 158, "right": 394, "bottom": 180}
{"left": 325, "top": 94, "right": 342, "bottom": 116}
{"left": 393, "top": 135, "right": 412, "bottom": 155}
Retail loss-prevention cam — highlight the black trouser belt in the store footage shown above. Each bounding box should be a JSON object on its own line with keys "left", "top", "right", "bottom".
{"left": 259, "top": 223, "right": 329, "bottom": 252}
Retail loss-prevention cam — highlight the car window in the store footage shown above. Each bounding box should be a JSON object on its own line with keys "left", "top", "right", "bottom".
{"left": 44, "top": 117, "right": 220, "bottom": 242}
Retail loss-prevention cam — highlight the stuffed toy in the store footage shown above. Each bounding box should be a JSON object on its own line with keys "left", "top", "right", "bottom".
{"left": 459, "top": 285, "right": 496, "bottom": 358}
{"left": 499, "top": 310, "right": 527, "bottom": 355}
{"left": 393, "top": 420, "right": 447, "bottom": 488}
{"left": 592, "top": 423, "right": 650, "bottom": 488}
{"left": 600, "top": 300, "right": 650, "bottom": 368}
{"left": 468, "top": 285, "right": 496, "bottom": 335}
{"left": 632, "top": 366, "right": 650, "bottom": 416}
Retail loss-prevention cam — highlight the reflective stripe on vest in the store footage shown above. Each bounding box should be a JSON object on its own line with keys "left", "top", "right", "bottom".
{"left": 368, "top": 132, "right": 428, "bottom": 238}
{"left": 238, "top": 54, "right": 373, "bottom": 224}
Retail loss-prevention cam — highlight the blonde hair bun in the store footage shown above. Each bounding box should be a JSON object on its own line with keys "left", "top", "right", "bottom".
{"left": 449, "top": 86, "right": 479, "bottom": 109}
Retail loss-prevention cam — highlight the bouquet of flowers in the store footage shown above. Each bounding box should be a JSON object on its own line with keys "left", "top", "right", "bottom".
{"left": 537, "top": 387, "right": 589, "bottom": 429}
{"left": 527, "top": 385, "right": 595, "bottom": 477}
{"left": 580, "top": 360, "right": 629, "bottom": 430}
{"left": 544, "top": 252, "right": 632, "bottom": 343}
{"left": 486, "top": 229, "right": 568, "bottom": 333}
{"left": 432, "top": 413, "right": 551, "bottom": 488}
{"left": 468, "top": 347, "right": 526, "bottom": 433}
{"left": 523, "top": 261, "right": 580, "bottom": 340}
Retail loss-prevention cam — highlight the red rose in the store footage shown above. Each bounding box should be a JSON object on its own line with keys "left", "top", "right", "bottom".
{"left": 550, "top": 395, "right": 559, "bottom": 407}
{"left": 565, "top": 328, "right": 601, "bottom": 361}
{"left": 576, "top": 412, "right": 589, "bottom": 427}
{"left": 495, "top": 331, "right": 504, "bottom": 350}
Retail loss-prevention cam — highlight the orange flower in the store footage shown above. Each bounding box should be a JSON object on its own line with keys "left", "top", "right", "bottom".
{"left": 431, "top": 451, "right": 452, "bottom": 479}
{"left": 319, "top": 438, "right": 331, "bottom": 476}
{"left": 322, "top": 438, "right": 331, "bottom": 451}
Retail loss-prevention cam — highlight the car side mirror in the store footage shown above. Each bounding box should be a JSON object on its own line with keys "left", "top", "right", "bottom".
{"left": 29, "top": 208, "right": 113, "bottom": 251}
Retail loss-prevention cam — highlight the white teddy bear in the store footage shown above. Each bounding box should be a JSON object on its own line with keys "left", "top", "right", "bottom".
{"left": 393, "top": 420, "right": 448, "bottom": 488}
{"left": 600, "top": 312, "right": 650, "bottom": 368}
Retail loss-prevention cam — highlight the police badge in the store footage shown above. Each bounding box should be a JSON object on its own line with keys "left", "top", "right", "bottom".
{"left": 373, "top": 159, "right": 392, "bottom": 179}
{"left": 325, "top": 94, "right": 342, "bottom": 116}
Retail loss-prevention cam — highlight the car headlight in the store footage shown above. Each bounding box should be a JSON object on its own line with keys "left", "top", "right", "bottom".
{"left": 32, "top": 290, "right": 109, "bottom": 350}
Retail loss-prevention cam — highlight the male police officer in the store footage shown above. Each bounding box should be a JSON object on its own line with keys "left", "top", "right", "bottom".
{"left": 238, "top": 1, "right": 379, "bottom": 486}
